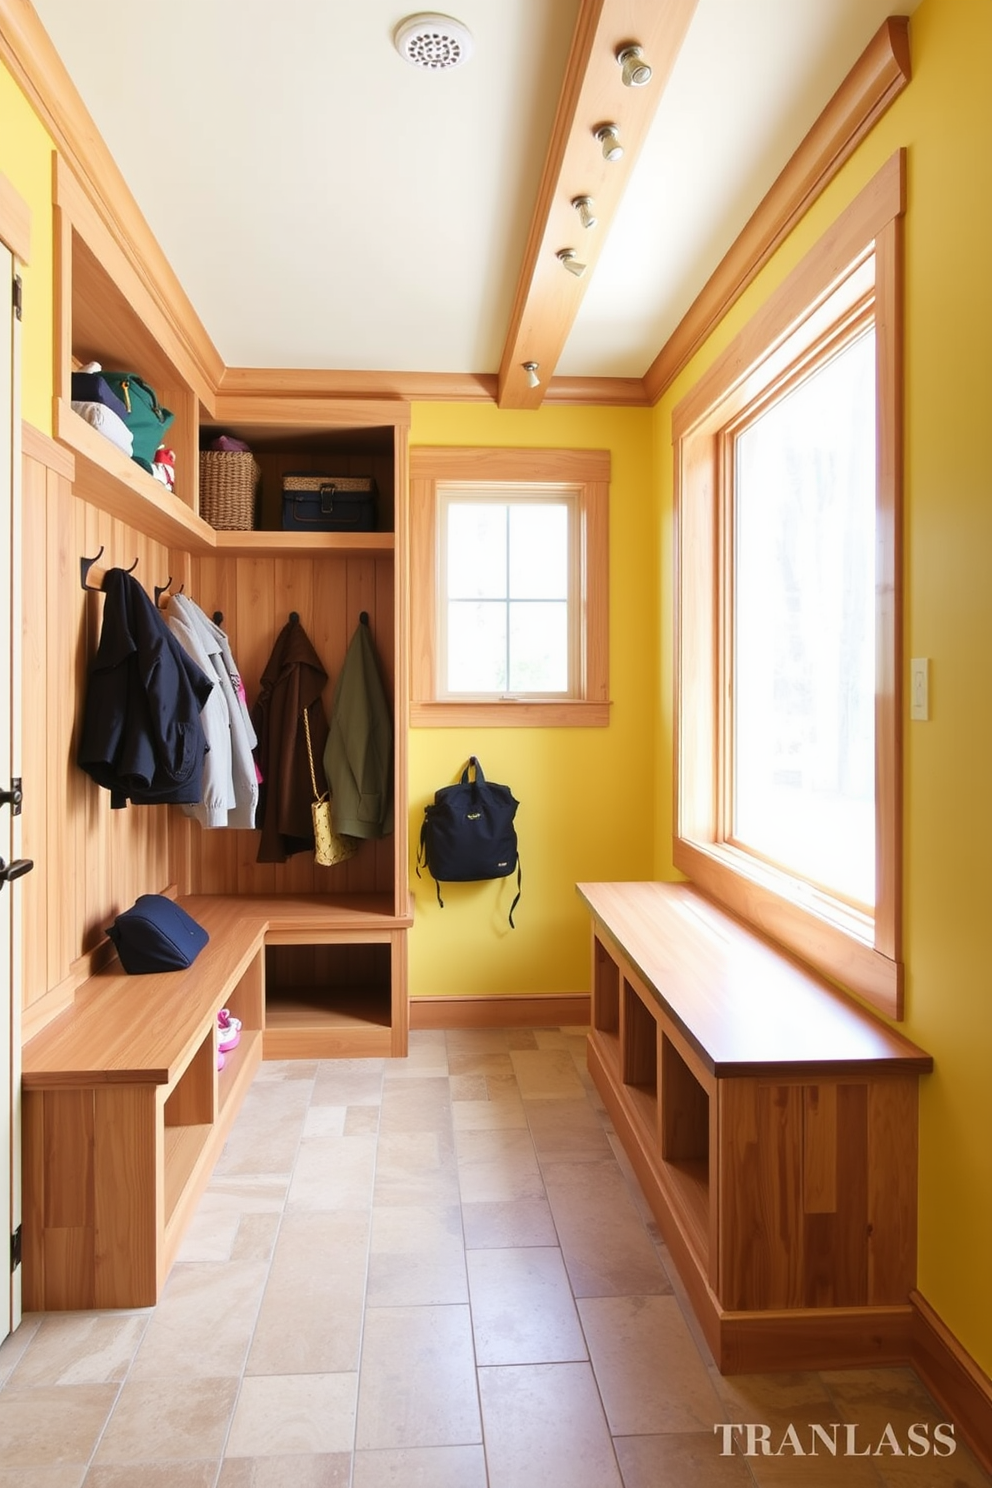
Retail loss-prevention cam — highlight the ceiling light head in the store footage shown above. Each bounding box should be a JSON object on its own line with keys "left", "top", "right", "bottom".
{"left": 594, "top": 123, "right": 624, "bottom": 162}
{"left": 572, "top": 196, "right": 597, "bottom": 231}
{"left": 394, "top": 13, "right": 474, "bottom": 70}
{"left": 557, "top": 249, "right": 587, "bottom": 278}
{"left": 616, "top": 43, "right": 652, "bottom": 87}
{"left": 522, "top": 361, "right": 540, "bottom": 389}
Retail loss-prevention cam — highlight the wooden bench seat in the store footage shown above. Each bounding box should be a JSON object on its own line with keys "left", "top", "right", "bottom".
{"left": 577, "top": 880, "right": 934, "bottom": 1374}
{"left": 21, "top": 892, "right": 412, "bottom": 1312}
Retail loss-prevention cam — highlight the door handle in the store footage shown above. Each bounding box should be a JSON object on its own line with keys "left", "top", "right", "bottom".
{"left": 0, "top": 856, "right": 33, "bottom": 889}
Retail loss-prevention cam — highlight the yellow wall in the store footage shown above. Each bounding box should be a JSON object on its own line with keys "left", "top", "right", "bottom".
{"left": 408, "top": 402, "right": 656, "bottom": 999}
{"left": 0, "top": 61, "right": 54, "bottom": 432}
{"left": 651, "top": 0, "right": 992, "bottom": 1376}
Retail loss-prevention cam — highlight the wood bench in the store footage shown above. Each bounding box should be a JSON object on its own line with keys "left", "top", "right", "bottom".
{"left": 577, "top": 880, "right": 934, "bottom": 1374}
{"left": 20, "top": 892, "right": 411, "bottom": 1311}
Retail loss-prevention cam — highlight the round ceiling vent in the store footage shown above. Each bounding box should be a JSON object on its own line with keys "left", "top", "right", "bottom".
{"left": 394, "top": 13, "right": 474, "bottom": 70}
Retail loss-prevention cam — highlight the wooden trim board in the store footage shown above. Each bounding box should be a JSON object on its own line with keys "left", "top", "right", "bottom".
{"left": 411, "top": 994, "right": 590, "bottom": 1030}
{"left": 911, "top": 1290, "right": 992, "bottom": 1474}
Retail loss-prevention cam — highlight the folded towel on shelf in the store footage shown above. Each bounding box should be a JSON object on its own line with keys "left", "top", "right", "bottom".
{"left": 71, "top": 399, "right": 134, "bottom": 457}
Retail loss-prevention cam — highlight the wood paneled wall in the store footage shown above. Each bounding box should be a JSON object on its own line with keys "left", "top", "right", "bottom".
{"left": 20, "top": 430, "right": 173, "bottom": 1034}
{"left": 175, "top": 551, "right": 396, "bottom": 899}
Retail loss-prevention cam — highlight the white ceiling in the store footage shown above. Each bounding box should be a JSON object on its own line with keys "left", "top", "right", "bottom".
{"left": 31, "top": 0, "right": 919, "bottom": 381}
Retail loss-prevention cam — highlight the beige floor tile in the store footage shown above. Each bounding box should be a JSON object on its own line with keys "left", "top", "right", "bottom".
{"left": 352, "top": 1443, "right": 488, "bottom": 1486}
{"left": 302, "top": 1104, "right": 347, "bottom": 1139}
{"left": 226, "top": 1373, "right": 358, "bottom": 1457}
{"left": 373, "top": 1130, "right": 461, "bottom": 1208}
{"left": 383, "top": 1033, "right": 448, "bottom": 1079}
{"left": 85, "top": 1464, "right": 219, "bottom": 1487}
{"left": 247, "top": 1211, "right": 370, "bottom": 1375}
{"left": 448, "top": 1073, "right": 489, "bottom": 1101}
{"left": 743, "top": 1446, "right": 884, "bottom": 1486}
{"left": 579, "top": 1293, "right": 723, "bottom": 1434}
{"left": 532, "top": 1029, "right": 571, "bottom": 1049}
{"left": 231, "top": 1212, "right": 281, "bottom": 1263}
{"left": 506, "top": 1030, "right": 539, "bottom": 1050}
{"left": 174, "top": 1204, "right": 243, "bottom": 1262}
{"left": 93, "top": 1376, "right": 238, "bottom": 1464}
{"left": 8, "top": 1312, "right": 147, "bottom": 1386}
{"left": 0, "top": 1315, "right": 41, "bottom": 1383}
{"left": 377, "top": 1077, "right": 453, "bottom": 1135}
{"left": 0, "top": 1468, "right": 86, "bottom": 1487}
{"left": 461, "top": 1196, "right": 560, "bottom": 1249}
{"left": 129, "top": 1261, "right": 268, "bottom": 1380}
{"left": 287, "top": 1133, "right": 378, "bottom": 1211}
{"left": 254, "top": 1061, "right": 319, "bottom": 1083}
{"left": 454, "top": 1127, "right": 546, "bottom": 1204}
{"left": 525, "top": 1097, "right": 616, "bottom": 1161}
{"left": 200, "top": 1176, "right": 289, "bottom": 1214}
{"left": 710, "top": 1369, "right": 837, "bottom": 1430}
{"left": 0, "top": 1383, "right": 117, "bottom": 1468}
{"left": 509, "top": 1047, "right": 587, "bottom": 1100}
{"left": 447, "top": 1047, "right": 516, "bottom": 1080}
{"left": 451, "top": 1096, "right": 527, "bottom": 1131}
{"left": 215, "top": 1082, "right": 312, "bottom": 1176}
{"left": 311, "top": 1060, "right": 384, "bottom": 1107}
{"left": 344, "top": 1105, "right": 381, "bottom": 1135}
{"left": 217, "top": 1454, "right": 351, "bottom": 1487}
{"left": 478, "top": 1361, "right": 623, "bottom": 1488}
{"left": 367, "top": 1204, "right": 467, "bottom": 1306}
{"left": 872, "top": 1439, "right": 992, "bottom": 1486}
{"left": 614, "top": 1432, "right": 756, "bottom": 1488}
{"left": 467, "top": 1247, "right": 587, "bottom": 1365}
{"left": 355, "top": 1305, "right": 481, "bottom": 1450}
{"left": 542, "top": 1159, "right": 671, "bottom": 1296}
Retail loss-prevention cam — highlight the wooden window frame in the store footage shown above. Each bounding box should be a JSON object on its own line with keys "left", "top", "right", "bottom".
{"left": 672, "top": 152, "right": 905, "bottom": 1019}
{"left": 410, "top": 447, "right": 611, "bottom": 727}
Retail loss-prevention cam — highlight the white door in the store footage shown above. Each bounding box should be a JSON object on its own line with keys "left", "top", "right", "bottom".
{"left": 0, "top": 241, "right": 24, "bottom": 1343}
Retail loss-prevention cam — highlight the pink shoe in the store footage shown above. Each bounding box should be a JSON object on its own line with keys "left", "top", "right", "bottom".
{"left": 217, "top": 1048, "right": 226, "bottom": 1071}
{"left": 218, "top": 1009, "right": 242, "bottom": 1053}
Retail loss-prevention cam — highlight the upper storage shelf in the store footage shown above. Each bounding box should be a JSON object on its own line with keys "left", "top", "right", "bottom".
{"left": 52, "top": 156, "right": 408, "bottom": 554}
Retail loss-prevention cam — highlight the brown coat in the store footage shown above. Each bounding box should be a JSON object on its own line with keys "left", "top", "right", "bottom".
{"left": 251, "top": 615, "right": 329, "bottom": 863}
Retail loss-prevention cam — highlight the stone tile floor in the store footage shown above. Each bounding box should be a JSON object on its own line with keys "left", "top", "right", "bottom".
{"left": 0, "top": 1026, "right": 988, "bottom": 1486}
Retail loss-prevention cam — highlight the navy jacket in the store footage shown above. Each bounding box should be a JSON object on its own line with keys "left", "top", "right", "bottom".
{"left": 78, "top": 568, "right": 214, "bottom": 809}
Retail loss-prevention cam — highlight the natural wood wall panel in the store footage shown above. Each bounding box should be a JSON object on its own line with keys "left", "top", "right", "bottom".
{"left": 19, "top": 442, "right": 173, "bottom": 1027}
{"left": 868, "top": 1077, "right": 919, "bottom": 1303}
{"left": 183, "top": 552, "right": 397, "bottom": 899}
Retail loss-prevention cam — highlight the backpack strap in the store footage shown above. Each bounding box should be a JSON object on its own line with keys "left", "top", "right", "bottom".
{"left": 462, "top": 755, "right": 485, "bottom": 785}
{"left": 417, "top": 813, "right": 445, "bottom": 908}
{"left": 508, "top": 854, "right": 521, "bottom": 929}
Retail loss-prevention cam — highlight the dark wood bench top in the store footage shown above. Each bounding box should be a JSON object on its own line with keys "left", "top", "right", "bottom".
{"left": 577, "top": 881, "right": 932, "bottom": 1078}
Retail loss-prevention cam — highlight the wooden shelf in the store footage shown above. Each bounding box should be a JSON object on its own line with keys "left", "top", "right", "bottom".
{"left": 212, "top": 528, "right": 395, "bottom": 555}
{"left": 57, "top": 399, "right": 215, "bottom": 551}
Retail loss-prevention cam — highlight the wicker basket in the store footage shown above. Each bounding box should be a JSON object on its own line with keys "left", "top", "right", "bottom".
{"left": 199, "top": 450, "right": 260, "bottom": 530}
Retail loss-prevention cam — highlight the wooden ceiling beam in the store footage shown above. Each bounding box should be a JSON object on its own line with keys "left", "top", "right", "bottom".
{"left": 496, "top": 0, "right": 698, "bottom": 409}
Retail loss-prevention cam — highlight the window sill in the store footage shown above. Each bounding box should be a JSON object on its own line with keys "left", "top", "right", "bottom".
{"left": 673, "top": 836, "right": 901, "bottom": 1021}
{"left": 411, "top": 699, "right": 611, "bottom": 728}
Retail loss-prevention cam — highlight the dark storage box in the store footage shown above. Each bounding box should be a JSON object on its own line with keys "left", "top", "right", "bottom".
{"left": 281, "top": 474, "right": 378, "bottom": 532}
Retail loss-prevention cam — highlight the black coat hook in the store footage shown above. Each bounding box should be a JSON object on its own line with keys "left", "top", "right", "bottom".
{"left": 80, "top": 548, "right": 138, "bottom": 592}
{"left": 359, "top": 611, "right": 369, "bottom": 626}
{"left": 154, "top": 577, "right": 172, "bottom": 606}
{"left": 213, "top": 610, "right": 224, "bottom": 626}
{"left": 289, "top": 611, "right": 300, "bottom": 625}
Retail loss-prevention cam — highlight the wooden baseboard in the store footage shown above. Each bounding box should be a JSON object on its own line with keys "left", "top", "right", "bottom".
{"left": 719, "top": 1305, "right": 913, "bottom": 1375}
{"left": 410, "top": 993, "right": 590, "bottom": 1030}
{"left": 911, "top": 1290, "right": 992, "bottom": 1473}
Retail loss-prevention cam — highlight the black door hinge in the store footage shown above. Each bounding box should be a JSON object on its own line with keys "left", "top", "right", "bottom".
{"left": 12, "top": 275, "right": 22, "bottom": 321}
{"left": 10, "top": 1225, "right": 21, "bottom": 1272}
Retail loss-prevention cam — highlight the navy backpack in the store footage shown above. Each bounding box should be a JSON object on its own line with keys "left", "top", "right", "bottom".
{"left": 417, "top": 757, "right": 521, "bottom": 927}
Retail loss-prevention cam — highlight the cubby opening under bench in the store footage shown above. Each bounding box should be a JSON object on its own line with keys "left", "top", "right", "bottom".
{"left": 21, "top": 893, "right": 411, "bottom": 1312}
{"left": 577, "top": 880, "right": 933, "bottom": 1375}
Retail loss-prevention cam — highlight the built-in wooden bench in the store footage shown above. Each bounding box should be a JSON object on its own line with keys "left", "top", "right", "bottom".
{"left": 577, "top": 880, "right": 933, "bottom": 1375}
{"left": 21, "top": 893, "right": 412, "bottom": 1311}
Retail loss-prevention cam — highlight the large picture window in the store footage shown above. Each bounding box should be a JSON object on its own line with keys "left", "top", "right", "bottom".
{"left": 673, "top": 153, "right": 905, "bottom": 1017}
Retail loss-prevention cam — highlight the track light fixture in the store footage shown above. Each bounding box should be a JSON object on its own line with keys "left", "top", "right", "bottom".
{"left": 594, "top": 123, "right": 623, "bottom": 161}
{"left": 572, "top": 195, "right": 597, "bottom": 231}
{"left": 522, "top": 361, "right": 540, "bottom": 389}
{"left": 557, "top": 249, "right": 587, "bottom": 278}
{"left": 617, "top": 43, "right": 652, "bottom": 87}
